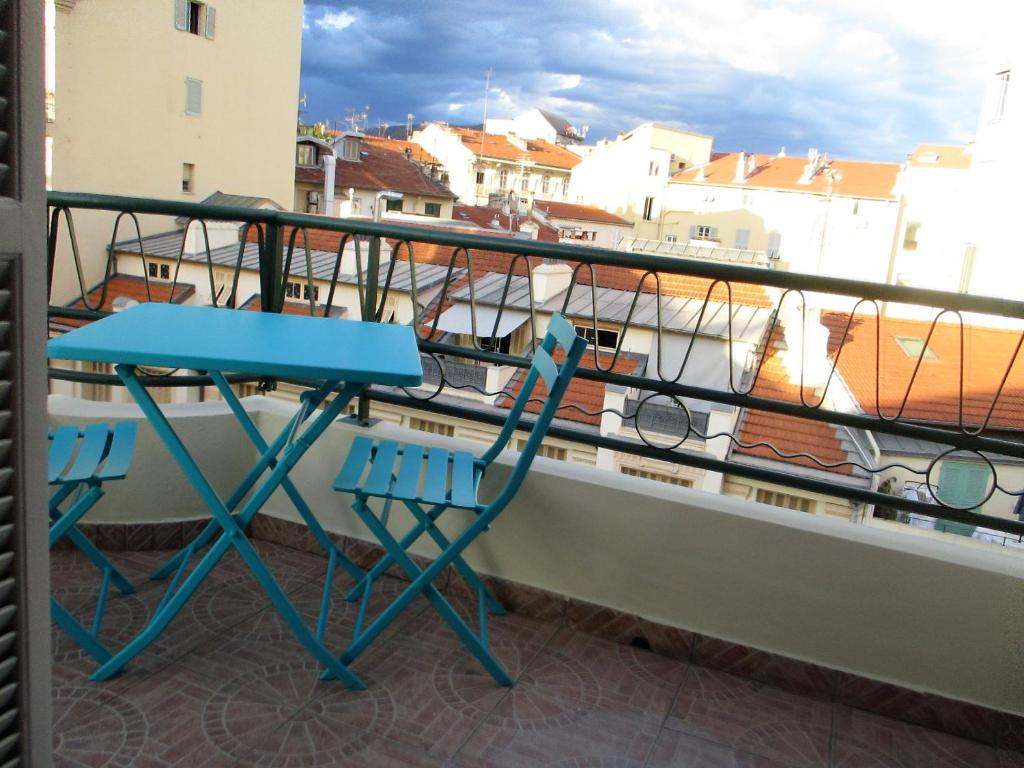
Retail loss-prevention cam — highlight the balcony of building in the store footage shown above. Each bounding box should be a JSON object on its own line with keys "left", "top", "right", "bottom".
{"left": 42, "top": 192, "right": 1024, "bottom": 767}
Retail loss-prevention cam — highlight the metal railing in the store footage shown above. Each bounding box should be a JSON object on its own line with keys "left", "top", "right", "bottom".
{"left": 45, "top": 191, "right": 1024, "bottom": 536}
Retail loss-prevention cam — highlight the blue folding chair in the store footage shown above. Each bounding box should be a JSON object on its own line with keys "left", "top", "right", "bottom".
{"left": 49, "top": 422, "right": 138, "bottom": 663}
{"left": 331, "top": 313, "right": 587, "bottom": 685}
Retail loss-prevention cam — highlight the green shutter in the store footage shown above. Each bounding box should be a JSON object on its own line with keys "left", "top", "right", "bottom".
{"left": 935, "top": 461, "right": 989, "bottom": 536}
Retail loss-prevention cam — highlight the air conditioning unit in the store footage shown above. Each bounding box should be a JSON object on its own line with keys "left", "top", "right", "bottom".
{"left": 307, "top": 190, "right": 321, "bottom": 206}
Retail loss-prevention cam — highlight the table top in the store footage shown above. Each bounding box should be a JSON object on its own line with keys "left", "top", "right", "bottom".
{"left": 48, "top": 303, "right": 424, "bottom": 385}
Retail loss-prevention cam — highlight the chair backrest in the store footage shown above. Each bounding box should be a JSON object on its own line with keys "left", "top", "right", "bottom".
{"left": 480, "top": 313, "right": 587, "bottom": 511}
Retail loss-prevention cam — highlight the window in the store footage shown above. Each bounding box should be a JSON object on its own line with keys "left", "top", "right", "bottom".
{"left": 424, "top": 202, "right": 441, "bottom": 217}
{"left": 903, "top": 222, "right": 921, "bottom": 251}
{"left": 520, "top": 174, "right": 531, "bottom": 192}
{"left": 516, "top": 439, "right": 566, "bottom": 461}
{"left": 766, "top": 232, "right": 782, "bottom": 260}
{"left": 176, "top": 1, "right": 217, "bottom": 38}
{"left": 620, "top": 467, "right": 692, "bottom": 487}
{"left": 665, "top": 235, "right": 677, "bottom": 244}
{"left": 385, "top": 198, "right": 404, "bottom": 213}
{"left": 285, "top": 282, "right": 301, "bottom": 299}
{"left": 181, "top": 162, "right": 195, "bottom": 193}
{"left": 734, "top": 228, "right": 750, "bottom": 250}
{"left": 648, "top": 160, "right": 659, "bottom": 176}
{"left": 690, "top": 224, "right": 717, "bottom": 241}
{"left": 561, "top": 179, "right": 569, "bottom": 198}
{"left": 541, "top": 175, "right": 550, "bottom": 194}
{"left": 475, "top": 171, "right": 485, "bottom": 185}
{"left": 573, "top": 324, "right": 619, "bottom": 351}
{"left": 499, "top": 169, "right": 508, "bottom": 189}
{"left": 755, "top": 489, "right": 813, "bottom": 513}
{"left": 148, "top": 263, "right": 158, "bottom": 278}
{"left": 642, "top": 196, "right": 655, "bottom": 221}
{"left": 476, "top": 334, "right": 512, "bottom": 354}
{"left": 303, "top": 284, "right": 320, "bottom": 302}
{"left": 160, "top": 264, "right": 170, "bottom": 279}
{"left": 894, "top": 336, "right": 938, "bottom": 361}
{"left": 410, "top": 417, "right": 455, "bottom": 437}
{"left": 185, "top": 78, "right": 202, "bottom": 116}
{"left": 296, "top": 144, "right": 315, "bottom": 166}
{"left": 340, "top": 138, "right": 360, "bottom": 162}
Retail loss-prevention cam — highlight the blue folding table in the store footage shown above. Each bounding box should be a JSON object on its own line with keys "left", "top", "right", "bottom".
{"left": 47, "top": 303, "right": 423, "bottom": 688}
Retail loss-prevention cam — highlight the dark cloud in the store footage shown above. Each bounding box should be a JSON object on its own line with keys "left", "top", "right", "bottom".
{"left": 299, "top": 1, "right": 990, "bottom": 161}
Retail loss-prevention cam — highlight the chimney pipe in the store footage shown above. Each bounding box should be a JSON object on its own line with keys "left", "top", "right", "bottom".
{"left": 734, "top": 152, "right": 746, "bottom": 183}
{"left": 323, "top": 154, "right": 337, "bottom": 215}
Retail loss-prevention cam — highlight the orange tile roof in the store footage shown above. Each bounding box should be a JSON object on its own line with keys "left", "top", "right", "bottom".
{"left": 672, "top": 153, "right": 900, "bottom": 200}
{"left": 533, "top": 200, "right": 633, "bottom": 226}
{"left": 497, "top": 345, "right": 647, "bottom": 427}
{"left": 908, "top": 144, "right": 972, "bottom": 170}
{"left": 364, "top": 135, "right": 442, "bottom": 167}
{"left": 821, "top": 313, "right": 1024, "bottom": 431}
{"left": 449, "top": 126, "right": 581, "bottom": 170}
{"left": 237, "top": 294, "right": 346, "bottom": 317}
{"left": 54, "top": 275, "right": 195, "bottom": 329}
{"left": 296, "top": 137, "right": 455, "bottom": 199}
{"left": 734, "top": 326, "right": 855, "bottom": 475}
{"left": 452, "top": 205, "right": 560, "bottom": 242}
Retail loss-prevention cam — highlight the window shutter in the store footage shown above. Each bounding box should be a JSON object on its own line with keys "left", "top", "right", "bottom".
{"left": 767, "top": 232, "right": 782, "bottom": 257}
{"left": 174, "top": 0, "right": 188, "bottom": 30}
{"left": 205, "top": 5, "right": 216, "bottom": 39}
{"left": 710, "top": 227, "right": 719, "bottom": 240}
{"left": 735, "top": 228, "right": 750, "bottom": 250}
{"left": 185, "top": 79, "right": 202, "bottom": 115}
{"left": 936, "top": 461, "right": 989, "bottom": 536}
{"left": 688, "top": 225, "right": 697, "bottom": 240}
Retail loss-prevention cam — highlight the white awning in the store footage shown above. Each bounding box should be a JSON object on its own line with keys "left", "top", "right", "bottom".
{"left": 434, "top": 304, "right": 530, "bottom": 337}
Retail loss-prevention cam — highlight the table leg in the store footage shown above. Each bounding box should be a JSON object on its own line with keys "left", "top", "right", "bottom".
{"left": 94, "top": 367, "right": 365, "bottom": 687}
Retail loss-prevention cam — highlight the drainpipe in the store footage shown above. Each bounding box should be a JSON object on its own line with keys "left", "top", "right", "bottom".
{"left": 323, "top": 154, "right": 337, "bottom": 216}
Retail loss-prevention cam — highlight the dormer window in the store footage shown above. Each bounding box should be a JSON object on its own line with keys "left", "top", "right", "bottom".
{"left": 340, "top": 137, "right": 360, "bottom": 162}
{"left": 296, "top": 144, "right": 316, "bottom": 166}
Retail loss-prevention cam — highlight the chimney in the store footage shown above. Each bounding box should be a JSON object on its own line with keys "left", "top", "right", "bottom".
{"left": 322, "top": 154, "right": 337, "bottom": 215}
{"left": 779, "top": 303, "right": 832, "bottom": 391}
{"left": 695, "top": 166, "right": 706, "bottom": 182}
{"left": 734, "top": 152, "right": 746, "bottom": 183}
{"left": 798, "top": 148, "right": 818, "bottom": 185}
{"left": 531, "top": 260, "right": 572, "bottom": 302}
{"left": 777, "top": 146, "right": 786, "bottom": 158}
{"left": 745, "top": 153, "right": 756, "bottom": 178}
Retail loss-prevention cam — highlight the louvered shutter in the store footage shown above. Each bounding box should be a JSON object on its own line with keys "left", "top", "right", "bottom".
{"left": 174, "top": 0, "right": 188, "bottom": 30}
{"left": 734, "top": 228, "right": 750, "bottom": 250}
{"left": 204, "top": 5, "right": 215, "bottom": 39}
{"left": 185, "top": 78, "right": 202, "bottom": 115}
{"left": 710, "top": 227, "right": 719, "bottom": 241}
{"left": 0, "top": 1, "right": 52, "bottom": 764}
{"left": 688, "top": 225, "right": 696, "bottom": 240}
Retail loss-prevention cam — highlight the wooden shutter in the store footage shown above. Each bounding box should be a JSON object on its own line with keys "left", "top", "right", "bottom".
{"left": 174, "top": 0, "right": 188, "bottom": 30}
{"left": 204, "top": 5, "right": 215, "bottom": 39}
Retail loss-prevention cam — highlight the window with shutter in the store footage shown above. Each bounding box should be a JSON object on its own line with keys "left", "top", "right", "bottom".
{"left": 174, "top": 0, "right": 188, "bottom": 30}
{"left": 185, "top": 78, "right": 202, "bottom": 116}
{"left": 735, "top": 228, "right": 750, "bottom": 250}
{"left": 935, "top": 461, "right": 990, "bottom": 536}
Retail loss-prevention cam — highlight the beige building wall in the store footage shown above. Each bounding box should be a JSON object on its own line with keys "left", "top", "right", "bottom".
{"left": 47, "top": 0, "right": 304, "bottom": 303}
{"left": 568, "top": 123, "right": 713, "bottom": 239}
{"left": 722, "top": 476, "right": 853, "bottom": 519}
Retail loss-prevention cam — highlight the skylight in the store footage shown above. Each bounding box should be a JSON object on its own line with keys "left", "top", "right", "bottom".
{"left": 895, "top": 336, "right": 938, "bottom": 360}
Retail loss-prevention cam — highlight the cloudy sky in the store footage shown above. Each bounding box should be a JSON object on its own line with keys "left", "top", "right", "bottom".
{"left": 299, "top": 0, "right": 1010, "bottom": 161}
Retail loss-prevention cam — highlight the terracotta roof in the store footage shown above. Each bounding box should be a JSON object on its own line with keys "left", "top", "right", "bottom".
{"left": 821, "top": 313, "right": 1024, "bottom": 431}
{"left": 295, "top": 138, "right": 455, "bottom": 199}
{"left": 497, "top": 345, "right": 648, "bottom": 427}
{"left": 733, "top": 326, "right": 856, "bottom": 475}
{"left": 533, "top": 200, "right": 633, "bottom": 226}
{"left": 908, "top": 144, "right": 972, "bottom": 171}
{"left": 672, "top": 153, "right": 900, "bottom": 200}
{"left": 363, "top": 135, "right": 442, "bottom": 167}
{"left": 453, "top": 205, "right": 560, "bottom": 242}
{"left": 448, "top": 126, "right": 581, "bottom": 170}
{"left": 54, "top": 275, "right": 195, "bottom": 330}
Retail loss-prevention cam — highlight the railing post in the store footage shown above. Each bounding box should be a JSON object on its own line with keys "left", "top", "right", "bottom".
{"left": 358, "top": 234, "right": 382, "bottom": 425}
{"left": 260, "top": 221, "right": 284, "bottom": 313}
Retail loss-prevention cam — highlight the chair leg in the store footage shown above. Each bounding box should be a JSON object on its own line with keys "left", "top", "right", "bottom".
{"left": 336, "top": 498, "right": 514, "bottom": 687}
{"left": 50, "top": 490, "right": 135, "bottom": 594}
{"left": 51, "top": 597, "right": 112, "bottom": 664}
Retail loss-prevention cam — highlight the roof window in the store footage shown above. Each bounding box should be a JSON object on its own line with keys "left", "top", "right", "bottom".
{"left": 895, "top": 336, "right": 938, "bottom": 361}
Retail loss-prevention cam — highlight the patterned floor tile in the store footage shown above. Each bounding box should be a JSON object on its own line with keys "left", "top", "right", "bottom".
{"left": 451, "top": 629, "right": 682, "bottom": 767}
{"left": 646, "top": 728, "right": 794, "bottom": 767}
{"left": 832, "top": 706, "right": 1002, "bottom": 768}
{"left": 664, "top": 665, "right": 831, "bottom": 768}
{"left": 52, "top": 685, "right": 148, "bottom": 768}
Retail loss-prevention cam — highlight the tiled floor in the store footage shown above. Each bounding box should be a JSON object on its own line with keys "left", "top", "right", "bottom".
{"left": 51, "top": 543, "right": 1022, "bottom": 767}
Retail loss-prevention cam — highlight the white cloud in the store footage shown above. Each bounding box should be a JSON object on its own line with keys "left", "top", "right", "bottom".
{"left": 448, "top": 103, "right": 465, "bottom": 112}
{"left": 316, "top": 10, "right": 356, "bottom": 31}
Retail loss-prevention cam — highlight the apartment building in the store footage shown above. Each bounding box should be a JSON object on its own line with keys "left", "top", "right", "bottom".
{"left": 411, "top": 122, "right": 581, "bottom": 206}
{"left": 46, "top": 0, "right": 304, "bottom": 302}
{"left": 663, "top": 151, "right": 902, "bottom": 285}
{"left": 567, "top": 123, "right": 714, "bottom": 239}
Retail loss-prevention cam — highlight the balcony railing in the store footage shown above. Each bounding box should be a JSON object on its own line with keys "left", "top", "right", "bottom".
{"left": 46, "top": 191, "right": 1024, "bottom": 538}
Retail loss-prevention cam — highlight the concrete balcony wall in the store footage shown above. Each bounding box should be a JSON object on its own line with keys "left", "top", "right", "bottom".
{"left": 48, "top": 395, "right": 1024, "bottom": 715}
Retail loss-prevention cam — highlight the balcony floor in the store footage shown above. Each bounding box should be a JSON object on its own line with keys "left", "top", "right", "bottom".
{"left": 51, "top": 541, "right": 1020, "bottom": 768}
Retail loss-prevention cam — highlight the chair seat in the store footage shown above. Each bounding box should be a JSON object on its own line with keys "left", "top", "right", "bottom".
{"left": 49, "top": 422, "right": 137, "bottom": 485}
{"left": 334, "top": 436, "right": 483, "bottom": 510}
